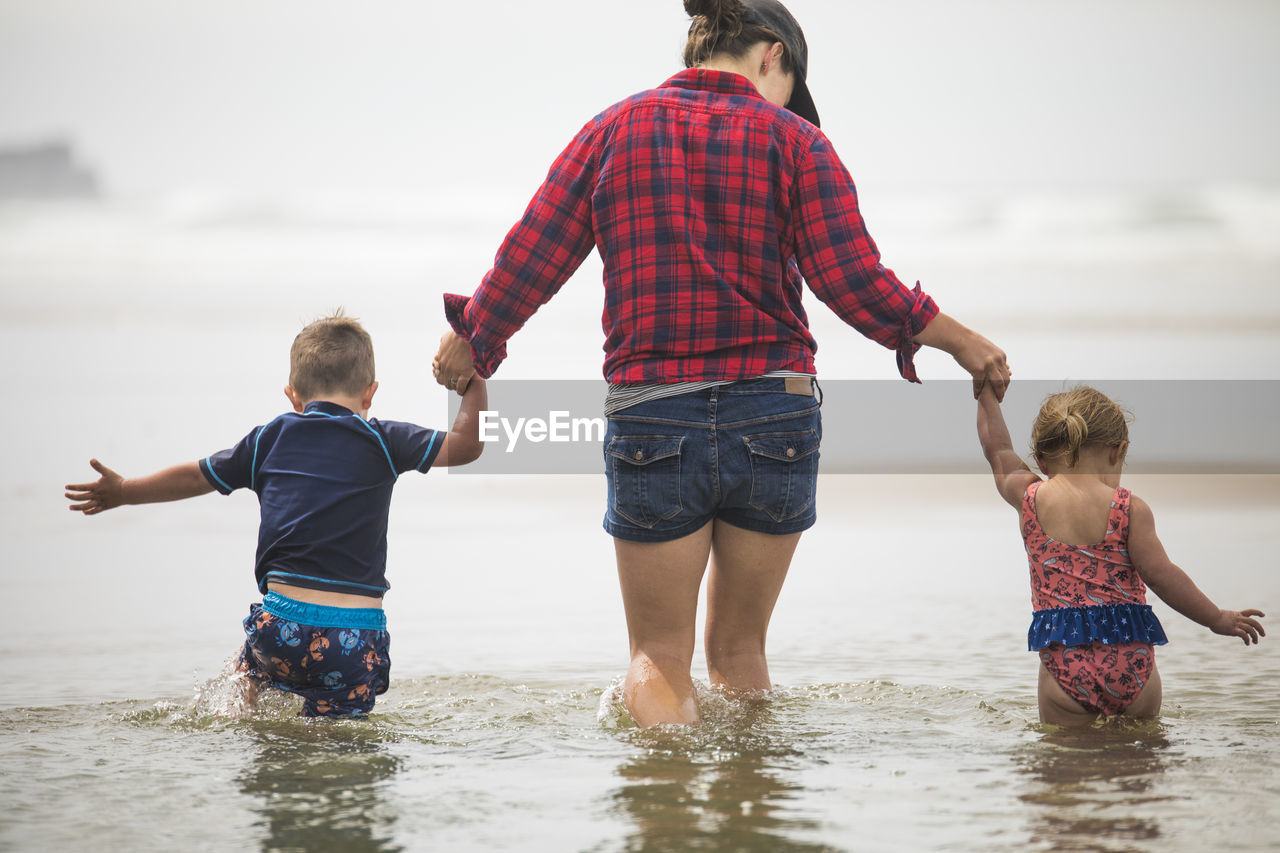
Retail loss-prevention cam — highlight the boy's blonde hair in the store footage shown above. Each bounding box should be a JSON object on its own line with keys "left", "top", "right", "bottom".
{"left": 289, "top": 311, "right": 375, "bottom": 400}
{"left": 1031, "top": 385, "right": 1130, "bottom": 467}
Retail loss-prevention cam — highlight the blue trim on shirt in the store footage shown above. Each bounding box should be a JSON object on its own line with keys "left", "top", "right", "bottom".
{"left": 202, "top": 457, "right": 232, "bottom": 493}
{"left": 250, "top": 425, "right": 266, "bottom": 491}
{"left": 301, "top": 403, "right": 397, "bottom": 476}
{"left": 262, "top": 570, "right": 389, "bottom": 595}
{"left": 353, "top": 417, "right": 398, "bottom": 477}
{"left": 417, "top": 430, "right": 441, "bottom": 471}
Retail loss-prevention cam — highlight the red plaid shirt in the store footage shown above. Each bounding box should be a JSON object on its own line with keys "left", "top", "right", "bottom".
{"left": 445, "top": 68, "right": 938, "bottom": 383}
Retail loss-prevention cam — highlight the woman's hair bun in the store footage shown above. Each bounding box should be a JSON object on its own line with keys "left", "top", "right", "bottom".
{"left": 683, "top": 0, "right": 755, "bottom": 68}
{"left": 684, "top": 0, "right": 744, "bottom": 25}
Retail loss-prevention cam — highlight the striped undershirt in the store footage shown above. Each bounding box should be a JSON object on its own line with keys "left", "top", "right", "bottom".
{"left": 603, "top": 370, "right": 815, "bottom": 417}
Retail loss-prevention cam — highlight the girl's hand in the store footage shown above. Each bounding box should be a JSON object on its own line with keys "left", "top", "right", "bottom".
{"left": 1210, "top": 608, "right": 1266, "bottom": 644}
{"left": 65, "top": 458, "right": 125, "bottom": 515}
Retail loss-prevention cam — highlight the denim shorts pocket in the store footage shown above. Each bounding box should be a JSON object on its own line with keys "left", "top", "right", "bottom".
{"left": 744, "top": 429, "right": 820, "bottom": 522}
{"left": 605, "top": 436, "right": 685, "bottom": 529}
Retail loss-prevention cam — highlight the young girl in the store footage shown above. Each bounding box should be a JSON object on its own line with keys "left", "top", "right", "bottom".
{"left": 976, "top": 384, "right": 1265, "bottom": 725}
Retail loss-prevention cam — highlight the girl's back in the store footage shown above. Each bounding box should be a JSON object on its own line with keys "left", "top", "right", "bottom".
{"left": 1022, "top": 479, "right": 1148, "bottom": 616}
{"left": 1028, "top": 477, "right": 1117, "bottom": 547}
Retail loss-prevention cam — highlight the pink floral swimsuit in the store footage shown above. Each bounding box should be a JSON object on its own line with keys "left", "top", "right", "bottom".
{"left": 1022, "top": 481, "right": 1167, "bottom": 716}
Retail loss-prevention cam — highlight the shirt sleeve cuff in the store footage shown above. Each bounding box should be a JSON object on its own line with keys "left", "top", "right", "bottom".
{"left": 199, "top": 457, "right": 234, "bottom": 495}
{"left": 443, "top": 293, "right": 505, "bottom": 379}
{"left": 895, "top": 282, "right": 939, "bottom": 384}
{"left": 443, "top": 292, "right": 474, "bottom": 338}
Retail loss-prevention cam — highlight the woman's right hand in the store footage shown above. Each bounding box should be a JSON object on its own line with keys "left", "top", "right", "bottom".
{"left": 432, "top": 331, "right": 478, "bottom": 396}
{"left": 952, "top": 329, "right": 1011, "bottom": 401}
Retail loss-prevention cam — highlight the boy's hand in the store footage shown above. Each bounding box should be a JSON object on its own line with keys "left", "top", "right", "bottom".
{"left": 65, "top": 458, "right": 125, "bottom": 515}
{"left": 1210, "top": 609, "right": 1266, "bottom": 645}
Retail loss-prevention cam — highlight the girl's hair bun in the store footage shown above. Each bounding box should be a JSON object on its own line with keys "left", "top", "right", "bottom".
{"left": 1031, "top": 386, "right": 1130, "bottom": 468}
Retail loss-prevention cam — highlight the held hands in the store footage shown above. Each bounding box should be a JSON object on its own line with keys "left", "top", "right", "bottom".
{"left": 65, "top": 459, "right": 124, "bottom": 515}
{"left": 432, "top": 331, "right": 478, "bottom": 397}
{"left": 913, "top": 313, "right": 1011, "bottom": 400}
{"left": 954, "top": 331, "right": 1012, "bottom": 402}
{"left": 1210, "top": 608, "right": 1266, "bottom": 645}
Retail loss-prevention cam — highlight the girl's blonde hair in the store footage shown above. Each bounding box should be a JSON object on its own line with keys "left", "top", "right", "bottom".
{"left": 289, "top": 310, "right": 375, "bottom": 400}
{"left": 1031, "top": 385, "right": 1130, "bottom": 467}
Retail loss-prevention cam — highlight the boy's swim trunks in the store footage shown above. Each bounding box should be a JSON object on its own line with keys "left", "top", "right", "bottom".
{"left": 1038, "top": 640, "right": 1155, "bottom": 717}
{"left": 238, "top": 593, "right": 391, "bottom": 717}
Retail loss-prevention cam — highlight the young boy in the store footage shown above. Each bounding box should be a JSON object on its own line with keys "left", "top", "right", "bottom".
{"left": 65, "top": 312, "right": 486, "bottom": 717}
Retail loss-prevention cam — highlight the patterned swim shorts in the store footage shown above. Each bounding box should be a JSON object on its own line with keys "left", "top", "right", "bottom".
{"left": 238, "top": 593, "right": 391, "bottom": 717}
{"left": 1038, "top": 641, "right": 1155, "bottom": 717}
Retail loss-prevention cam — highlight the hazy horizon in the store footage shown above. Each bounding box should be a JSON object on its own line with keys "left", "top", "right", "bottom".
{"left": 2, "top": 0, "right": 1279, "bottom": 202}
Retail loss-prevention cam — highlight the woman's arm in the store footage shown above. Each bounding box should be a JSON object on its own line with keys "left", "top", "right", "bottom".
{"left": 789, "top": 135, "right": 1009, "bottom": 396}
{"left": 976, "top": 385, "right": 1039, "bottom": 509}
{"left": 436, "top": 121, "right": 601, "bottom": 388}
{"left": 65, "top": 459, "right": 214, "bottom": 515}
{"left": 915, "top": 312, "right": 1011, "bottom": 401}
{"left": 1129, "top": 495, "right": 1266, "bottom": 644}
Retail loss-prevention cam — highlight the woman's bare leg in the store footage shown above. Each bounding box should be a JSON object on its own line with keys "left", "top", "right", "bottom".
{"left": 615, "top": 523, "right": 714, "bottom": 727}
{"left": 704, "top": 525, "right": 801, "bottom": 691}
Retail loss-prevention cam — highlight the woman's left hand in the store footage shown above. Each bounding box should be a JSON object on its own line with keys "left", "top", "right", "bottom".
{"left": 432, "top": 331, "right": 478, "bottom": 396}
{"left": 953, "top": 331, "right": 1011, "bottom": 401}
{"left": 914, "top": 312, "right": 1012, "bottom": 400}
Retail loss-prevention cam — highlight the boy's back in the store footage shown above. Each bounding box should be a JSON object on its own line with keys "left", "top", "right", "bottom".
{"left": 203, "top": 400, "right": 444, "bottom": 599}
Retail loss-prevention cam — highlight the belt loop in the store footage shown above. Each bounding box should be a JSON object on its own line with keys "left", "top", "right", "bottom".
{"left": 812, "top": 377, "right": 823, "bottom": 406}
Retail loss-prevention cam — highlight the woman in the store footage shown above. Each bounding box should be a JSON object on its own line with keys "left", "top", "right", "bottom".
{"left": 433, "top": 0, "right": 1011, "bottom": 726}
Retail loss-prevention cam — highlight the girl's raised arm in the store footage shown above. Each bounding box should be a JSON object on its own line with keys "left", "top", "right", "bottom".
{"left": 1129, "top": 494, "right": 1265, "bottom": 644}
{"left": 976, "top": 385, "right": 1039, "bottom": 509}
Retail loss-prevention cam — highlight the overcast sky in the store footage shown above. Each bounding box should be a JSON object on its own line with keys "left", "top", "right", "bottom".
{"left": 1, "top": 0, "right": 1278, "bottom": 199}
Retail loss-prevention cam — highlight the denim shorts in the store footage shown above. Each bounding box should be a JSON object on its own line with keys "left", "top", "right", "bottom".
{"left": 603, "top": 377, "right": 822, "bottom": 542}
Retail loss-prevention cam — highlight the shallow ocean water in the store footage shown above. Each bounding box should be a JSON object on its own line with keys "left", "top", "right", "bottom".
{"left": 2, "top": 194, "right": 1278, "bottom": 850}
{"left": 2, "top": 475, "right": 1277, "bottom": 852}
{"left": 3, "top": 660, "right": 1277, "bottom": 851}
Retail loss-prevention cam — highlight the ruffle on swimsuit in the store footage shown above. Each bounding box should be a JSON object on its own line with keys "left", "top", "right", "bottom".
{"left": 1027, "top": 602, "right": 1168, "bottom": 651}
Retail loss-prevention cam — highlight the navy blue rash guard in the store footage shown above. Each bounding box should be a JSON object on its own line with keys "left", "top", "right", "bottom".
{"left": 199, "top": 400, "right": 443, "bottom": 598}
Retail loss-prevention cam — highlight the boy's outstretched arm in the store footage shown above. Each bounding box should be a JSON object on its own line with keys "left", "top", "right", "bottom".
{"left": 976, "top": 385, "right": 1039, "bottom": 509}
{"left": 65, "top": 458, "right": 214, "bottom": 515}
{"left": 1129, "top": 495, "right": 1265, "bottom": 644}
{"left": 432, "top": 378, "right": 488, "bottom": 467}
